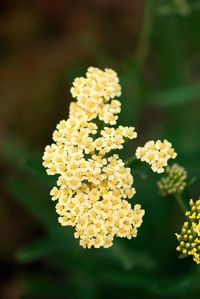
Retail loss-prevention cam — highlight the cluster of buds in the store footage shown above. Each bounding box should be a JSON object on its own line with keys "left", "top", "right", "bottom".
{"left": 43, "top": 67, "right": 145, "bottom": 249}
{"left": 176, "top": 199, "right": 200, "bottom": 264}
{"left": 173, "top": 0, "right": 190, "bottom": 16}
{"left": 157, "top": 163, "right": 187, "bottom": 196}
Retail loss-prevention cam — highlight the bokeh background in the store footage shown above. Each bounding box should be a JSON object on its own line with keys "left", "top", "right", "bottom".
{"left": 1, "top": 0, "right": 200, "bottom": 298}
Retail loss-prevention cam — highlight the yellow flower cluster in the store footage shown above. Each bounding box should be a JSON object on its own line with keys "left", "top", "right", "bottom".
{"left": 70, "top": 67, "right": 121, "bottom": 123}
{"left": 176, "top": 199, "right": 200, "bottom": 264}
{"left": 158, "top": 164, "right": 187, "bottom": 196}
{"left": 43, "top": 67, "right": 144, "bottom": 249}
{"left": 135, "top": 140, "right": 177, "bottom": 173}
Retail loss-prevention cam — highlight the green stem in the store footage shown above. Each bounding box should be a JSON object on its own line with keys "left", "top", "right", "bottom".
{"left": 187, "top": 177, "right": 197, "bottom": 188}
{"left": 174, "top": 192, "right": 187, "bottom": 213}
{"left": 125, "top": 155, "right": 137, "bottom": 166}
{"left": 135, "top": 0, "right": 155, "bottom": 67}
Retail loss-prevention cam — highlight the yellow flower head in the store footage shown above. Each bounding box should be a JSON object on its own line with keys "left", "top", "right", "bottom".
{"left": 42, "top": 67, "right": 144, "bottom": 249}
{"left": 70, "top": 67, "right": 121, "bottom": 122}
{"left": 176, "top": 198, "right": 200, "bottom": 264}
{"left": 135, "top": 140, "right": 177, "bottom": 173}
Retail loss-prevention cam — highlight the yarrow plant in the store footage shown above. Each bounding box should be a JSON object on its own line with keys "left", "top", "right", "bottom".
{"left": 176, "top": 199, "right": 200, "bottom": 264}
{"left": 43, "top": 66, "right": 198, "bottom": 261}
{"left": 43, "top": 67, "right": 145, "bottom": 249}
{"left": 158, "top": 162, "right": 199, "bottom": 265}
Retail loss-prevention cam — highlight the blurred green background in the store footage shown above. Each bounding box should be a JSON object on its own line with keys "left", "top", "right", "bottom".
{"left": 1, "top": 0, "right": 200, "bottom": 298}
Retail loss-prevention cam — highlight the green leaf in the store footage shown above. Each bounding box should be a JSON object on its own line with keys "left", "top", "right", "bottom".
{"left": 187, "top": 177, "right": 197, "bottom": 188}
{"left": 97, "top": 270, "right": 155, "bottom": 288}
{"left": 178, "top": 253, "right": 189, "bottom": 259}
{"left": 1, "top": 137, "right": 55, "bottom": 188}
{"left": 16, "top": 236, "right": 62, "bottom": 263}
{"left": 153, "top": 17, "right": 185, "bottom": 88}
{"left": 25, "top": 156, "right": 56, "bottom": 188}
{"left": 97, "top": 270, "right": 196, "bottom": 297}
{"left": 16, "top": 231, "right": 75, "bottom": 263}
{"left": 108, "top": 242, "right": 156, "bottom": 271}
{"left": 6, "top": 176, "right": 57, "bottom": 229}
{"left": 22, "top": 275, "right": 71, "bottom": 297}
{"left": 152, "top": 275, "right": 194, "bottom": 297}
{"left": 148, "top": 84, "right": 200, "bottom": 106}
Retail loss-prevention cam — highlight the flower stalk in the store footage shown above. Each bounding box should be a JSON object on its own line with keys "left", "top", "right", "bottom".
{"left": 125, "top": 155, "right": 137, "bottom": 166}
{"left": 174, "top": 192, "right": 187, "bottom": 213}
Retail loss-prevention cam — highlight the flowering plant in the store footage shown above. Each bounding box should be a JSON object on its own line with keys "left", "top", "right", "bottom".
{"left": 42, "top": 66, "right": 199, "bottom": 265}
{"left": 42, "top": 66, "right": 183, "bottom": 252}
{"left": 43, "top": 67, "right": 145, "bottom": 248}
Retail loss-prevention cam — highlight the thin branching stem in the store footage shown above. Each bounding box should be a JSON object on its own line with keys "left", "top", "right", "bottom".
{"left": 174, "top": 192, "right": 187, "bottom": 213}
{"left": 125, "top": 155, "right": 137, "bottom": 166}
{"left": 135, "top": 0, "right": 155, "bottom": 68}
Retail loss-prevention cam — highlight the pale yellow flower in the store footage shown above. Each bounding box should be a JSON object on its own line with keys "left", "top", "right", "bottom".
{"left": 42, "top": 67, "right": 144, "bottom": 249}
{"left": 136, "top": 139, "right": 177, "bottom": 173}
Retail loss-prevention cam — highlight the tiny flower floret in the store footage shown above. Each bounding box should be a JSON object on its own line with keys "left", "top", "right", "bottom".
{"left": 42, "top": 67, "right": 144, "bottom": 249}
{"left": 176, "top": 198, "right": 200, "bottom": 264}
{"left": 135, "top": 140, "right": 177, "bottom": 173}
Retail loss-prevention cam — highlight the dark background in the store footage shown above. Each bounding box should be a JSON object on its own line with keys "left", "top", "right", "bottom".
{"left": 1, "top": 0, "right": 200, "bottom": 298}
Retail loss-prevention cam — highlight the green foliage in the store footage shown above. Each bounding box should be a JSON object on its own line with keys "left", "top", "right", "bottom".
{"left": 179, "top": 253, "right": 189, "bottom": 259}
{"left": 1, "top": 0, "right": 200, "bottom": 297}
{"left": 148, "top": 84, "right": 200, "bottom": 106}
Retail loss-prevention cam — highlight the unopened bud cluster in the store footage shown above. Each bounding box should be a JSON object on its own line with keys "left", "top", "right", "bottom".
{"left": 158, "top": 163, "right": 187, "bottom": 196}
{"left": 176, "top": 199, "right": 200, "bottom": 264}
{"left": 174, "top": 0, "right": 190, "bottom": 16}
